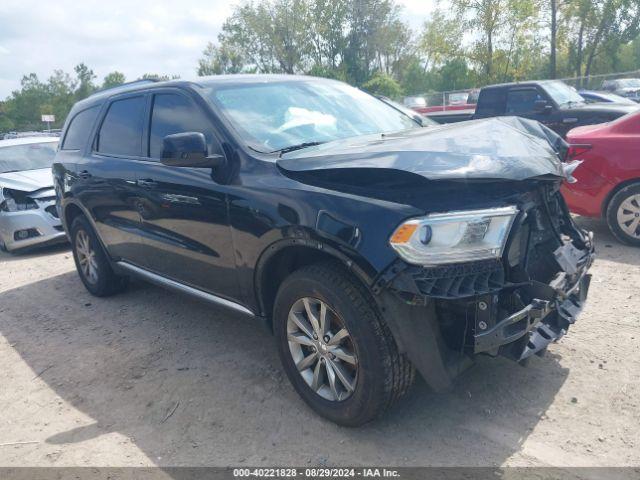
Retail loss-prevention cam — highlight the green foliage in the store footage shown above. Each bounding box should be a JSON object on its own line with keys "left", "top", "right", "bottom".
{"left": 197, "top": 0, "right": 415, "bottom": 86}
{"left": 102, "top": 71, "right": 126, "bottom": 89}
{"left": 362, "top": 72, "right": 403, "bottom": 98}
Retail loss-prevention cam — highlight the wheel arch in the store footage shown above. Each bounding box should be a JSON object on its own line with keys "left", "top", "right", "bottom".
{"left": 602, "top": 177, "right": 640, "bottom": 218}
{"left": 254, "top": 238, "right": 379, "bottom": 326}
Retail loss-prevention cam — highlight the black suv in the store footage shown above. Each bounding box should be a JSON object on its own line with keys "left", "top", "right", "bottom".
{"left": 53, "top": 75, "right": 594, "bottom": 426}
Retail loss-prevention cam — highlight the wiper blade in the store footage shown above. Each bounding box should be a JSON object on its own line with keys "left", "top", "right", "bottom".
{"left": 273, "top": 141, "right": 325, "bottom": 156}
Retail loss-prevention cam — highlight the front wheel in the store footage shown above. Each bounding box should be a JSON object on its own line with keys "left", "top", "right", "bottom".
{"left": 606, "top": 183, "right": 640, "bottom": 247}
{"left": 273, "top": 262, "right": 414, "bottom": 426}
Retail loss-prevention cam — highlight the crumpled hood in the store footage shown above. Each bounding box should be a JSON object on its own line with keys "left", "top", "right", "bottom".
{"left": 279, "top": 116, "right": 567, "bottom": 181}
{"left": 0, "top": 168, "right": 54, "bottom": 192}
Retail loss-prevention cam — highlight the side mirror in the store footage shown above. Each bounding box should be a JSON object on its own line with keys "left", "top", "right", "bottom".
{"left": 533, "top": 99, "right": 553, "bottom": 114}
{"left": 160, "top": 132, "right": 225, "bottom": 168}
{"left": 412, "top": 114, "right": 425, "bottom": 126}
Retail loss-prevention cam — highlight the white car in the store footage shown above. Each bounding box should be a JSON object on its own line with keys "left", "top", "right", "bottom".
{"left": 0, "top": 136, "right": 66, "bottom": 252}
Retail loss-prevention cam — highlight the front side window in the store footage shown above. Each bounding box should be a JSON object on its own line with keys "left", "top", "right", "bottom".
{"left": 149, "top": 93, "right": 212, "bottom": 158}
{"left": 542, "top": 81, "right": 585, "bottom": 106}
{"left": 62, "top": 106, "right": 99, "bottom": 150}
{"left": 97, "top": 96, "right": 146, "bottom": 156}
{"left": 0, "top": 141, "right": 58, "bottom": 173}
{"left": 506, "top": 89, "right": 542, "bottom": 114}
{"left": 205, "top": 80, "right": 417, "bottom": 153}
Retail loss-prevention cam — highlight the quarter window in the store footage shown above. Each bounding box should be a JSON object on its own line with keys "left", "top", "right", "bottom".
{"left": 97, "top": 96, "right": 146, "bottom": 156}
{"left": 149, "top": 93, "right": 212, "bottom": 159}
{"left": 62, "top": 106, "right": 99, "bottom": 150}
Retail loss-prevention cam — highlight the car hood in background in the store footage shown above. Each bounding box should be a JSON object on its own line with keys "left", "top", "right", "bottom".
{"left": 278, "top": 116, "right": 566, "bottom": 182}
{"left": 0, "top": 168, "right": 54, "bottom": 192}
{"left": 566, "top": 103, "right": 639, "bottom": 114}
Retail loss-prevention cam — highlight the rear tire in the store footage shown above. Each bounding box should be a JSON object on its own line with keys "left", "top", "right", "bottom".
{"left": 606, "top": 183, "right": 640, "bottom": 247}
{"left": 273, "top": 262, "right": 414, "bottom": 426}
{"left": 70, "top": 215, "right": 128, "bottom": 296}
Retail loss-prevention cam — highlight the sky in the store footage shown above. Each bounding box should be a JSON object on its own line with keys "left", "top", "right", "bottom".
{"left": 0, "top": 0, "right": 435, "bottom": 99}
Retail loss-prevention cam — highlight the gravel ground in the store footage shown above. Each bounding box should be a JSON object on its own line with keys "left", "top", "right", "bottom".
{"left": 0, "top": 217, "right": 638, "bottom": 467}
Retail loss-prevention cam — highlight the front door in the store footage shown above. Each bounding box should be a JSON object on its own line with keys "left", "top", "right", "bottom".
{"left": 133, "top": 90, "right": 239, "bottom": 300}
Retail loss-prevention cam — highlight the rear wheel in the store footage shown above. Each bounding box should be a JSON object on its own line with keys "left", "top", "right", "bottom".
{"left": 273, "top": 262, "right": 414, "bottom": 426}
{"left": 70, "top": 215, "right": 128, "bottom": 296}
{"left": 606, "top": 183, "right": 640, "bottom": 247}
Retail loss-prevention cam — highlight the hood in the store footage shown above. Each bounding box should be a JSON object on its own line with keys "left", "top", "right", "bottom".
{"left": 567, "top": 102, "right": 639, "bottom": 114}
{"left": 278, "top": 116, "right": 566, "bottom": 182}
{"left": 0, "top": 168, "right": 54, "bottom": 192}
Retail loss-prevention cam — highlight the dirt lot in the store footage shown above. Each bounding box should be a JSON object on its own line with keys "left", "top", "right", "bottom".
{"left": 0, "top": 217, "right": 638, "bottom": 467}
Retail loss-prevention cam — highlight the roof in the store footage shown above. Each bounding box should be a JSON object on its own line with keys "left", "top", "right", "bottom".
{"left": 0, "top": 136, "right": 59, "bottom": 147}
{"left": 73, "top": 74, "right": 338, "bottom": 110}
{"left": 480, "top": 79, "right": 560, "bottom": 90}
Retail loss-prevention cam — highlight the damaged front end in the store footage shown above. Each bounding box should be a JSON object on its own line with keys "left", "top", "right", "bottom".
{"left": 374, "top": 183, "right": 594, "bottom": 391}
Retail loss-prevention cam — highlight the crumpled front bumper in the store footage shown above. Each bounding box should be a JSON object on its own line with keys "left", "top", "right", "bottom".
{"left": 474, "top": 239, "right": 594, "bottom": 361}
{"left": 374, "top": 228, "right": 594, "bottom": 393}
{"left": 0, "top": 202, "right": 67, "bottom": 252}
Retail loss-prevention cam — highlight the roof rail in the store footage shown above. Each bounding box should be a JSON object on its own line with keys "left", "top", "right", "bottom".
{"left": 91, "top": 78, "right": 160, "bottom": 97}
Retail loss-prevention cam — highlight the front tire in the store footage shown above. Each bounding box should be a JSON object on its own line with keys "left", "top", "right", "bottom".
{"left": 70, "top": 215, "right": 128, "bottom": 296}
{"left": 606, "top": 183, "right": 640, "bottom": 247}
{"left": 273, "top": 262, "right": 414, "bottom": 426}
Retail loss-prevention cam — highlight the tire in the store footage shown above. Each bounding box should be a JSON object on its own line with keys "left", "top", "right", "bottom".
{"left": 606, "top": 183, "right": 640, "bottom": 247}
{"left": 273, "top": 262, "right": 414, "bottom": 426}
{"left": 70, "top": 215, "right": 128, "bottom": 296}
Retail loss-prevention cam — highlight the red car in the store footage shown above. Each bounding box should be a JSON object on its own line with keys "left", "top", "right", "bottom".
{"left": 562, "top": 110, "right": 640, "bottom": 245}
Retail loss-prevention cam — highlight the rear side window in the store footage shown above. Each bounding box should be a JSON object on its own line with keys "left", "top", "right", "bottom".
{"left": 97, "top": 96, "right": 146, "bottom": 156}
{"left": 506, "top": 89, "right": 542, "bottom": 114}
{"left": 149, "top": 93, "right": 212, "bottom": 158}
{"left": 62, "top": 106, "right": 99, "bottom": 150}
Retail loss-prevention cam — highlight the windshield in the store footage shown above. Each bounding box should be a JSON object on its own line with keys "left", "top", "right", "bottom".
{"left": 205, "top": 80, "right": 418, "bottom": 153}
{"left": 543, "top": 81, "right": 585, "bottom": 106}
{"left": 617, "top": 79, "right": 640, "bottom": 88}
{"left": 0, "top": 141, "right": 58, "bottom": 174}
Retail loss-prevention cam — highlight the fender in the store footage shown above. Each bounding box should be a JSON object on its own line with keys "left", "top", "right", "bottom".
{"left": 253, "top": 231, "right": 382, "bottom": 318}
{"left": 61, "top": 198, "right": 114, "bottom": 261}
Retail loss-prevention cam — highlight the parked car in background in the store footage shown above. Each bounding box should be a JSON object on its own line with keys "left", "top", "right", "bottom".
{"left": 601, "top": 78, "right": 640, "bottom": 102}
{"left": 562, "top": 110, "right": 640, "bottom": 246}
{"left": 579, "top": 90, "right": 638, "bottom": 105}
{"left": 0, "top": 136, "right": 65, "bottom": 252}
{"left": 377, "top": 96, "right": 438, "bottom": 127}
{"left": 403, "top": 96, "right": 427, "bottom": 110}
{"left": 53, "top": 75, "right": 593, "bottom": 426}
{"left": 471, "top": 80, "right": 637, "bottom": 136}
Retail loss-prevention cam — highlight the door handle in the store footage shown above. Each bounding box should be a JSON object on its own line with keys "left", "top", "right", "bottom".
{"left": 78, "top": 170, "right": 92, "bottom": 179}
{"left": 137, "top": 179, "right": 158, "bottom": 188}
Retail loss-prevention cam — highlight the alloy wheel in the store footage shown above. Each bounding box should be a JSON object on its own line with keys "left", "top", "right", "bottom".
{"left": 287, "top": 297, "right": 358, "bottom": 401}
{"left": 76, "top": 229, "right": 99, "bottom": 284}
{"left": 616, "top": 194, "right": 640, "bottom": 239}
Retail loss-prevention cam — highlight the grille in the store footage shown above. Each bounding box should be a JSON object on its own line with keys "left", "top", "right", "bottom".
{"left": 409, "top": 260, "right": 505, "bottom": 299}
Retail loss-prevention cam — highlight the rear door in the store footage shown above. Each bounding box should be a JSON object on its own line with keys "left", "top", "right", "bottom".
{"left": 75, "top": 93, "right": 150, "bottom": 263}
{"left": 131, "top": 89, "right": 239, "bottom": 299}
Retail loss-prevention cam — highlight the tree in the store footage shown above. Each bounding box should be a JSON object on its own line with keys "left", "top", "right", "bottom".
{"left": 362, "top": 72, "right": 403, "bottom": 98}
{"left": 74, "top": 63, "right": 96, "bottom": 100}
{"left": 102, "top": 71, "right": 126, "bottom": 89}
{"left": 418, "top": 10, "right": 464, "bottom": 71}
{"left": 198, "top": 42, "right": 245, "bottom": 75}
{"left": 565, "top": 0, "right": 640, "bottom": 83}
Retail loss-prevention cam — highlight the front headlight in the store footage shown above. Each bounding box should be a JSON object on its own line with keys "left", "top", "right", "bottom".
{"left": 389, "top": 206, "right": 518, "bottom": 266}
{"left": 0, "top": 188, "right": 38, "bottom": 212}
